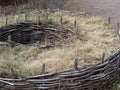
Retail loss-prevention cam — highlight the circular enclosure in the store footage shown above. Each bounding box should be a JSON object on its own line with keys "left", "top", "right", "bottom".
{"left": 0, "top": 21, "right": 75, "bottom": 48}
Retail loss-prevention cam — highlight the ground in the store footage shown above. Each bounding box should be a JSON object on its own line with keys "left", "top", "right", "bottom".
{"left": 0, "top": 10, "right": 119, "bottom": 77}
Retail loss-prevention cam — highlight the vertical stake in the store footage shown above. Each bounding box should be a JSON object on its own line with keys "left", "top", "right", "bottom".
{"left": 108, "top": 17, "right": 111, "bottom": 25}
{"left": 102, "top": 53, "right": 105, "bottom": 63}
{"left": 76, "top": 23, "right": 79, "bottom": 37}
{"left": 60, "top": 16, "right": 63, "bottom": 27}
{"left": 45, "top": 36, "right": 48, "bottom": 47}
{"left": 6, "top": 17, "right": 8, "bottom": 26}
{"left": 25, "top": 13, "right": 27, "bottom": 21}
{"left": 117, "top": 22, "right": 120, "bottom": 32}
{"left": 10, "top": 67, "right": 14, "bottom": 78}
{"left": 38, "top": 16, "right": 40, "bottom": 23}
{"left": 16, "top": 15, "right": 19, "bottom": 24}
{"left": 74, "top": 20, "right": 77, "bottom": 28}
{"left": 74, "top": 58, "right": 78, "bottom": 71}
{"left": 46, "top": 12, "right": 49, "bottom": 21}
{"left": 42, "top": 63, "right": 46, "bottom": 74}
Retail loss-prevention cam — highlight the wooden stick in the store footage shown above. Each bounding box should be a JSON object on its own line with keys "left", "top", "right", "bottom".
{"left": 74, "top": 20, "right": 77, "bottom": 28}
{"left": 10, "top": 67, "right": 14, "bottom": 78}
{"left": 60, "top": 16, "right": 63, "bottom": 27}
{"left": 108, "top": 17, "right": 111, "bottom": 25}
{"left": 6, "top": 17, "right": 8, "bottom": 26}
{"left": 74, "top": 58, "right": 78, "bottom": 71}
{"left": 45, "top": 36, "right": 48, "bottom": 47}
{"left": 102, "top": 53, "right": 105, "bottom": 63}
{"left": 38, "top": 16, "right": 40, "bottom": 23}
{"left": 46, "top": 12, "right": 49, "bottom": 21}
{"left": 16, "top": 16, "right": 19, "bottom": 24}
{"left": 117, "top": 22, "right": 120, "bottom": 31}
{"left": 25, "top": 13, "right": 27, "bottom": 21}
{"left": 42, "top": 63, "right": 46, "bottom": 74}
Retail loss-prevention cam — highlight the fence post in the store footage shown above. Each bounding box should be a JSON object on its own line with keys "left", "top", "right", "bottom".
{"left": 117, "top": 22, "right": 120, "bottom": 32}
{"left": 6, "top": 17, "right": 8, "bottom": 26}
{"left": 10, "top": 67, "right": 15, "bottom": 78}
{"left": 25, "top": 13, "right": 27, "bottom": 22}
{"left": 108, "top": 17, "right": 111, "bottom": 25}
{"left": 74, "top": 20, "right": 77, "bottom": 28}
{"left": 38, "top": 16, "right": 41, "bottom": 23}
{"left": 74, "top": 58, "right": 78, "bottom": 71}
{"left": 46, "top": 11, "right": 49, "bottom": 21}
{"left": 16, "top": 15, "right": 19, "bottom": 24}
{"left": 102, "top": 53, "right": 105, "bottom": 63}
{"left": 60, "top": 16, "right": 63, "bottom": 27}
{"left": 45, "top": 36, "right": 48, "bottom": 47}
{"left": 42, "top": 63, "right": 46, "bottom": 74}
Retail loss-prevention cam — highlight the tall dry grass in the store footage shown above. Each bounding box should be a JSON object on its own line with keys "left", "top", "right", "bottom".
{"left": 0, "top": 10, "right": 119, "bottom": 76}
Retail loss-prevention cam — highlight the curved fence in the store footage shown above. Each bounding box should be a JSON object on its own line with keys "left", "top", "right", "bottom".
{"left": 0, "top": 2, "right": 119, "bottom": 89}
{"left": 0, "top": 22, "right": 75, "bottom": 48}
{"left": 0, "top": 47, "right": 119, "bottom": 89}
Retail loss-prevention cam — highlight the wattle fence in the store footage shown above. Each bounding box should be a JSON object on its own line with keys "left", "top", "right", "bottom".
{"left": 0, "top": 8, "right": 119, "bottom": 90}
{"left": 0, "top": 48, "right": 119, "bottom": 90}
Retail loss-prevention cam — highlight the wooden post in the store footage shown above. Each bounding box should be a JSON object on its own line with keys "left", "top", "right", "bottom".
{"left": 42, "top": 63, "right": 46, "bottom": 74}
{"left": 10, "top": 67, "right": 14, "bottom": 78}
{"left": 108, "top": 17, "right": 111, "bottom": 25}
{"left": 75, "top": 23, "right": 79, "bottom": 37}
{"left": 6, "top": 17, "right": 8, "bottom": 26}
{"left": 74, "top": 58, "right": 78, "bottom": 71}
{"left": 102, "top": 53, "right": 105, "bottom": 63}
{"left": 38, "top": 16, "right": 40, "bottom": 23}
{"left": 16, "top": 16, "right": 19, "bottom": 24}
{"left": 25, "top": 13, "right": 27, "bottom": 21}
{"left": 74, "top": 20, "right": 77, "bottom": 28}
{"left": 44, "top": 35, "right": 48, "bottom": 47}
{"left": 46, "top": 12, "right": 49, "bottom": 21}
{"left": 60, "top": 16, "right": 63, "bottom": 26}
{"left": 117, "top": 22, "right": 120, "bottom": 31}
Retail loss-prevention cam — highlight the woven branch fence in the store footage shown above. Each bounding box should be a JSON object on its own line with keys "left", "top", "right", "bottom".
{"left": 0, "top": 9, "right": 119, "bottom": 90}
{"left": 0, "top": 22, "right": 119, "bottom": 90}
{"left": 0, "top": 48, "right": 119, "bottom": 90}
{"left": 0, "top": 21, "right": 75, "bottom": 48}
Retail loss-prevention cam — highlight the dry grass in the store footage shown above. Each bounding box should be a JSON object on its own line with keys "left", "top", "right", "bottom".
{"left": 0, "top": 10, "right": 119, "bottom": 77}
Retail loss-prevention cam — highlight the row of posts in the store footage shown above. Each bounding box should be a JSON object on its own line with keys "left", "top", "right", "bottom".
{"left": 108, "top": 17, "right": 120, "bottom": 33}
{"left": 10, "top": 52, "right": 106, "bottom": 77}
{"left": 5, "top": 12, "right": 78, "bottom": 29}
{"left": 6, "top": 14, "right": 120, "bottom": 32}
{"left": 5, "top": 13, "right": 117, "bottom": 76}
{"left": 6, "top": 11, "right": 78, "bottom": 48}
